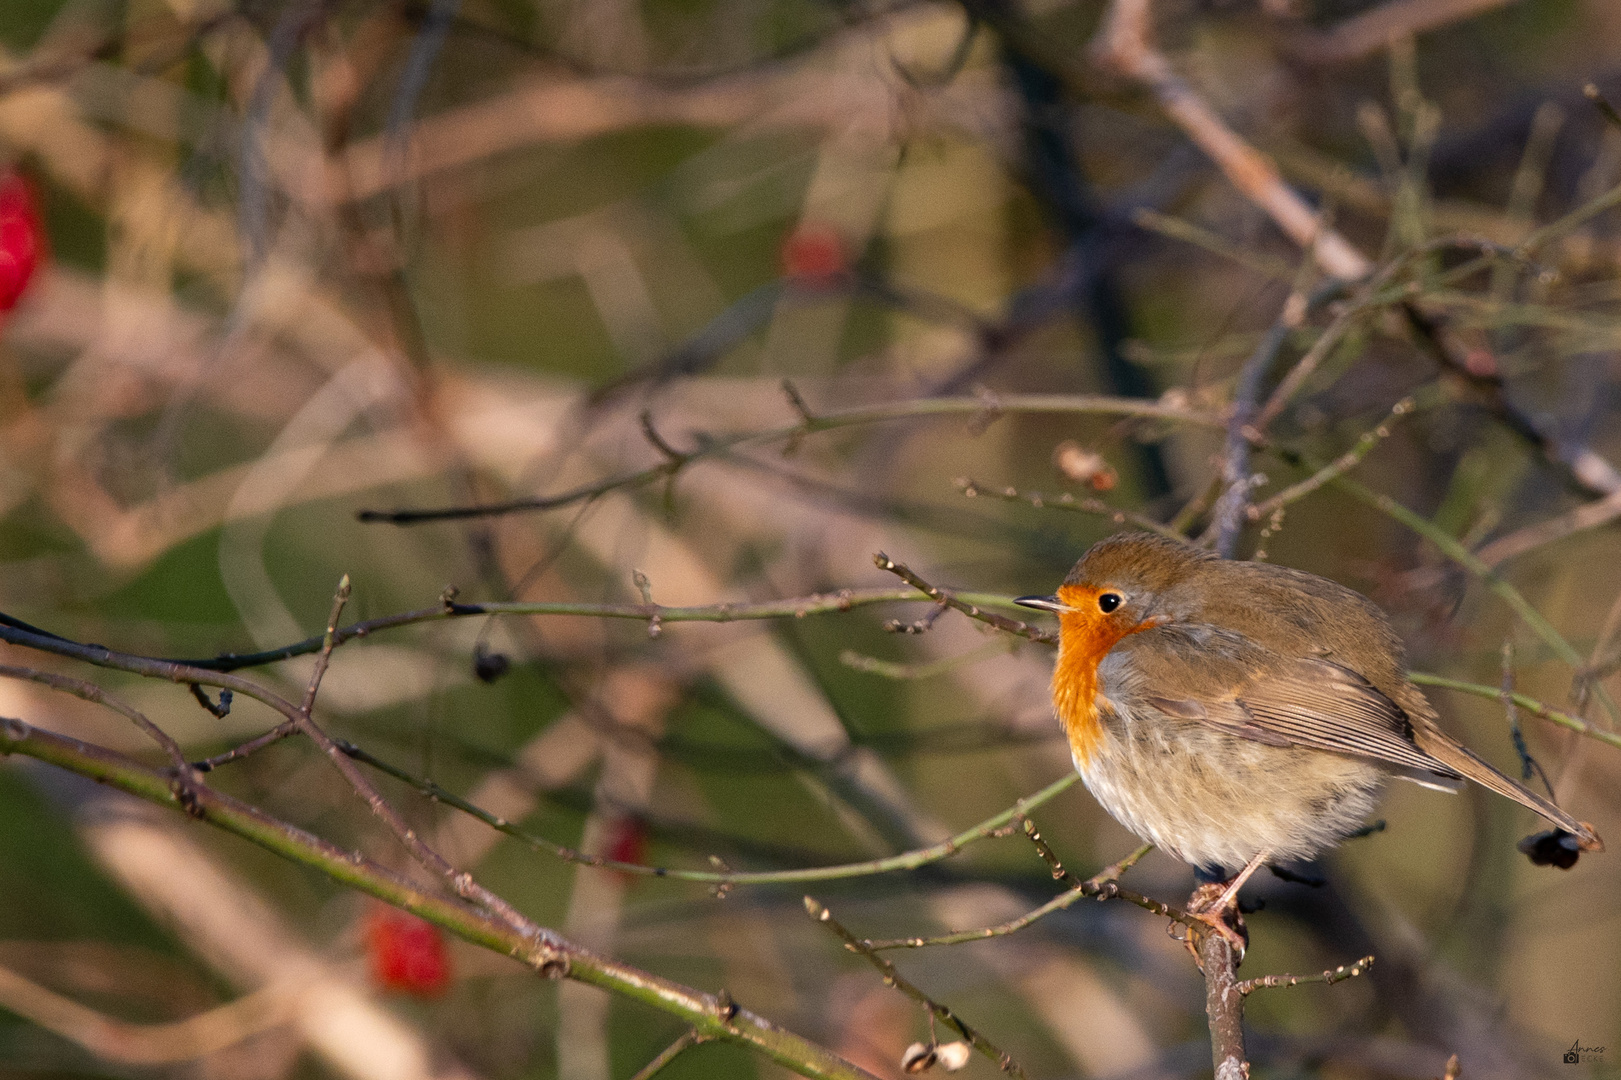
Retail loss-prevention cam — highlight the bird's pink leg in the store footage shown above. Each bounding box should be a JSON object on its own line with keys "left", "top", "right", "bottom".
{"left": 1183, "top": 849, "right": 1271, "bottom": 964}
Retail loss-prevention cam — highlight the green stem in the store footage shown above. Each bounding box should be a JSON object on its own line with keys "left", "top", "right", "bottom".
{"left": 1408, "top": 672, "right": 1621, "bottom": 751}
{"left": 1327, "top": 475, "right": 1620, "bottom": 722}
{"left": 345, "top": 739, "right": 1079, "bottom": 884}
{"left": 0, "top": 719, "right": 880, "bottom": 1080}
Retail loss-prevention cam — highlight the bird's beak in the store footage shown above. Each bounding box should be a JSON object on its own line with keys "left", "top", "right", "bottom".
{"left": 1013, "top": 594, "right": 1065, "bottom": 613}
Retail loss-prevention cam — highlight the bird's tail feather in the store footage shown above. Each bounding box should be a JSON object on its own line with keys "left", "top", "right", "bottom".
{"left": 1421, "top": 736, "right": 1603, "bottom": 851}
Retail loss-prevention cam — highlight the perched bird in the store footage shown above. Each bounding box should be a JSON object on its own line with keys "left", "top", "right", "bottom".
{"left": 1015, "top": 532, "right": 1602, "bottom": 952}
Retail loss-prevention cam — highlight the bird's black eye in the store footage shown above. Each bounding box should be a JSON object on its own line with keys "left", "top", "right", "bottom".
{"left": 1098, "top": 592, "right": 1123, "bottom": 613}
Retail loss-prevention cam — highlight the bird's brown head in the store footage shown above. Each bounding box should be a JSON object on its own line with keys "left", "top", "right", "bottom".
{"left": 1017, "top": 532, "right": 1213, "bottom": 642}
{"left": 1016, "top": 533, "right": 1212, "bottom": 762}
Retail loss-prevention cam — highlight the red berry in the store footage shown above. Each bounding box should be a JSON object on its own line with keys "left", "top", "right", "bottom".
{"left": 365, "top": 908, "right": 452, "bottom": 997}
{"left": 780, "top": 223, "right": 847, "bottom": 281}
{"left": 0, "top": 174, "right": 42, "bottom": 312}
{"left": 604, "top": 815, "right": 649, "bottom": 874}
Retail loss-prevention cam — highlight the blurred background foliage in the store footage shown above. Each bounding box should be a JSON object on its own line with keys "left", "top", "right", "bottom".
{"left": 0, "top": 0, "right": 1619, "bottom": 1077}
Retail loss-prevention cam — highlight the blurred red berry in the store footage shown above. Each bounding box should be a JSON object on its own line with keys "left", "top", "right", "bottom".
{"left": 780, "top": 223, "right": 847, "bottom": 281}
{"left": 0, "top": 174, "right": 42, "bottom": 312}
{"left": 604, "top": 815, "right": 649, "bottom": 875}
{"left": 365, "top": 908, "right": 452, "bottom": 997}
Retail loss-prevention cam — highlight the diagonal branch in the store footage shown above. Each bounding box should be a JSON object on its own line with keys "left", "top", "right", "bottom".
{"left": 804, "top": 896, "right": 1026, "bottom": 1079}
{"left": 0, "top": 663, "right": 190, "bottom": 774}
{"left": 344, "top": 741, "right": 1080, "bottom": 884}
{"left": 874, "top": 553, "right": 1056, "bottom": 643}
{"left": 1089, "top": 0, "right": 1371, "bottom": 282}
{"left": 863, "top": 843, "right": 1153, "bottom": 950}
{"left": 0, "top": 718, "right": 882, "bottom": 1080}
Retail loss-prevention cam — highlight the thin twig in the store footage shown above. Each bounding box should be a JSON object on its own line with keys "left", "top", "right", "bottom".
{"left": 0, "top": 589, "right": 984, "bottom": 676}
{"left": 1255, "top": 302, "right": 1363, "bottom": 430}
{"left": 1574, "top": 589, "right": 1621, "bottom": 713}
{"left": 1248, "top": 397, "right": 1414, "bottom": 521}
{"left": 1474, "top": 487, "right": 1621, "bottom": 569}
{"left": 299, "top": 576, "right": 351, "bottom": 719}
{"left": 956, "top": 479, "right": 1185, "bottom": 540}
{"left": 355, "top": 393, "right": 1223, "bottom": 524}
{"left": 1019, "top": 819, "right": 1198, "bottom": 930}
{"left": 1325, "top": 475, "right": 1621, "bottom": 723}
{"left": 172, "top": 589, "right": 1010, "bottom": 673}
{"left": 344, "top": 741, "right": 1079, "bottom": 883}
{"left": 1288, "top": 0, "right": 1517, "bottom": 66}
{"left": 864, "top": 843, "right": 1153, "bottom": 949}
{"left": 1586, "top": 83, "right": 1621, "bottom": 131}
{"left": 838, "top": 641, "right": 1011, "bottom": 681}
{"left": 874, "top": 554, "right": 1056, "bottom": 644}
{"left": 0, "top": 664, "right": 189, "bottom": 773}
{"left": 1209, "top": 278, "right": 1346, "bottom": 556}
{"left": 1499, "top": 642, "right": 1553, "bottom": 794}
{"left": 1130, "top": 207, "right": 1296, "bottom": 281}
{"left": 1237, "top": 955, "right": 1375, "bottom": 994}
{"left": 188, "top": 684, "right": 233, "bottom": 718}
{"left": 0, "top": 960, "right": 289, "bottom": 1064}
{"left": 804, "top": 897, "right": 1026, "bottom": 1078}
{"left": 628, "top": 1030, "right": 708, "bottom": 1080}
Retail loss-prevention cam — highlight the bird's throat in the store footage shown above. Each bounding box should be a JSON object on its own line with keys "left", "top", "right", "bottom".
{"left": 1053, "top": 624, "right": 1108, "bottom": 767}
{"left": 1051, "top": 587, "right": 1151, "bottom": 767}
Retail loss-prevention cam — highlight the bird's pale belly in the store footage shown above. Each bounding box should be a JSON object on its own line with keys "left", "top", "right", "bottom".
{"left": 1076, "top": 699, "right": 1387, "bottom": 875}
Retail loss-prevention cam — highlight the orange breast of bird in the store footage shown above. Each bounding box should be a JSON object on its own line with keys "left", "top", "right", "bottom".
{"left": 1051, "top": 583, "right": 1156, "bottom": 768}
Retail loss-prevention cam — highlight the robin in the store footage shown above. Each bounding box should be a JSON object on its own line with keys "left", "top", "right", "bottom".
{"left": 1015, "top": 531, "right": 1602, "bottom": 956}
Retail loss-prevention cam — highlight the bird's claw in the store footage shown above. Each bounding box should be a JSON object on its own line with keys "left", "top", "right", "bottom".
{"left": 1177, "top": 882, "right": 1249, "bottom": 968}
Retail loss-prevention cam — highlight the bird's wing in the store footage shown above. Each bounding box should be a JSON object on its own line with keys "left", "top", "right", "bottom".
{"left": 1113, "top": 630, "right": 1602, "bottom": 851}
{"left": 1115, "top": 632, "right": 1457, "bottom": 777}
{"left": 1232, "top": 658, "right": 1457, "bottom": 776}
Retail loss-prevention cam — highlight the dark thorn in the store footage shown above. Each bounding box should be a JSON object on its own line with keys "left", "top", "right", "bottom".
{"left": 189, "top": 683, "right": 233, "bottom": 718}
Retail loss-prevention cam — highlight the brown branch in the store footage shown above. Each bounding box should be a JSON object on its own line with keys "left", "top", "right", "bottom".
{"left": 1089, "top": 0, "right": 1371, "bottom": 282}
{"left": 355, "top": 394, "right": 1223, "bottom": 525}
{"left": 1202, "top": 933, "right": 1248, "bottom": 1080}
{"left": 873, "top": 553, "right": 1056, "bottom": 644}
{"left": 0, "top": 663, "right": 189, "bottom": 774}
{"left": 1287, "top": 0, "right": 1519, "bottom": 67}
{"left": 0, "top": 963, "right": 288, "bottom": 1064}
{"left": 863, "top": 843, "right": 1153, "bottom": 950}
{"left": 1474, "top": 487, "right": 1621, "bottom": 568}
